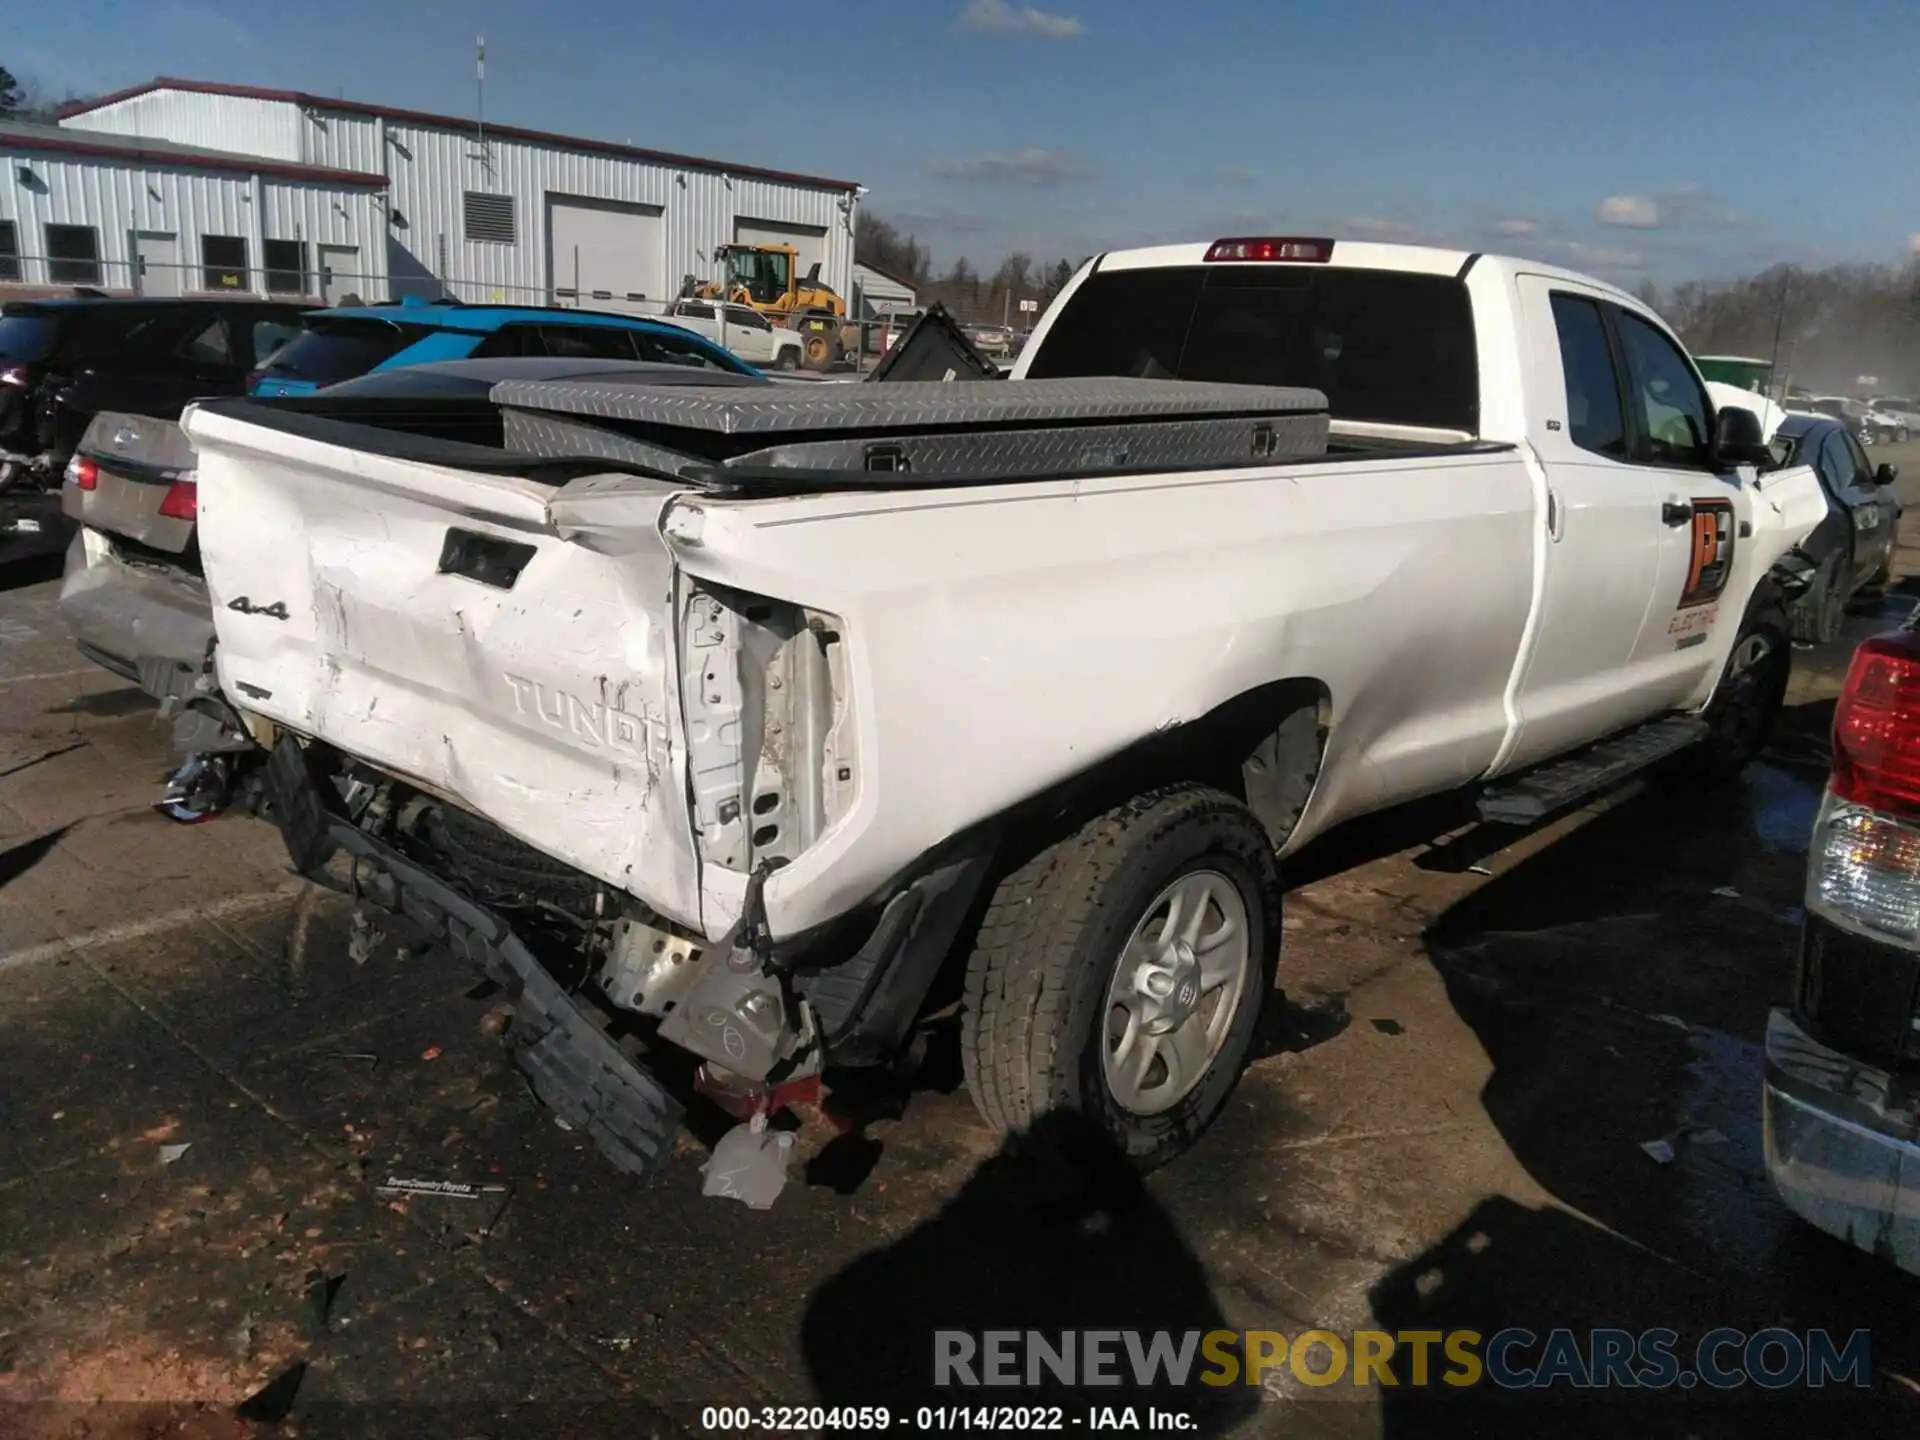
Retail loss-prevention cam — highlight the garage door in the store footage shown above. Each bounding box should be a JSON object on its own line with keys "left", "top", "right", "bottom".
{"left": 547, "top": 196, "right": 666, "bottom": 314}
{"left": 734, "top": 218, "right": 829, "bottom": 282}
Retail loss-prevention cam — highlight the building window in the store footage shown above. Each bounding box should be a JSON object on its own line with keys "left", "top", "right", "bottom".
{"left": 202, "top": 235, "right": 249, "bottom": 291}
{"left": 264, "top": 240, "right": 307, "bottom": 295}
{"left": 0, "top": 221, "right": 19, "bottom": 282}
{"left": 45, "top": 224, "right": 101, "bottom": 285}
{"left": 463, "top": 192, "right": 516, "bottom": 245}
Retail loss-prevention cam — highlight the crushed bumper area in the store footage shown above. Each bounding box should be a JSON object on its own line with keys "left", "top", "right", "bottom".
{"left": 261, "top": 738, "right": 685, "bottom": 1179}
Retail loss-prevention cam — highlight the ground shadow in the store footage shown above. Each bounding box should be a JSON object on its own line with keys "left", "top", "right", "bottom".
{"left": 0, "top": 825, "right": 68, "bottom": 890}
{"left": 802, "top": 1110, "right": 1262, "bottom": 1434}
{"left": 0, "top": 553, "right": 63, "bottom": 593}
{"left": 1370, "top": 1195, "right": 1905, "bottom": 1437}
{"left": 1369, "top": 695, "right": 1920, "bottom": 1433}
{"left": 42, "top": 686, "right": 154, "bottom": 718}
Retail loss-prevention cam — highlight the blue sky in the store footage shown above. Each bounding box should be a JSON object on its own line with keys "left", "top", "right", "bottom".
{"left": 11, "top": 0, "right": 1920, "bottom": 285}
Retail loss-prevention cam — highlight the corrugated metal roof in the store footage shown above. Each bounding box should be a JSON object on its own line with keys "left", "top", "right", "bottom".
{"left": 59, "top": 78, "right": 860, "bottom": 192}
{"left": 0, "top": 119, "right": 387, "bottom": 187}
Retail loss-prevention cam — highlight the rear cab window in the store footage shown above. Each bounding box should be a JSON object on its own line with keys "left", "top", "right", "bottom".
{"left": 1025, "top": 264, "right": 1480, "bottom": 433}
{"left": 261, "top": 318, "right": 435, "bottom": 384}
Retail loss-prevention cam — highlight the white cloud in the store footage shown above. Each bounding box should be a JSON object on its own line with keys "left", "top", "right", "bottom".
{"left": 1563, "top": 241, "right": 1647, "bottom": 271}
{"left": 1492, "top": 218, "right": 1538, "bottom": 237}
{"left": 954, "top": 0, "right": 1084, "bottom": 38}
{"left": 1598, "top": 195, "right": 1663, "bottom": 229}
{"left": 1597, "top": 186, "right": 1751, "bottom": 232}
{"left": 925, "top": 148, "right": 1097, "bottom": 185}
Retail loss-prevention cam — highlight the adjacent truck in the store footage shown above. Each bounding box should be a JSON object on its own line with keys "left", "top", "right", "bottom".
{"left": 179, "top": 237, "right": 1828, "bottom": 1177}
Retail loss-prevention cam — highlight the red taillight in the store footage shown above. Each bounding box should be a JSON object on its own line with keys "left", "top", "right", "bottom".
{"left": 157, "top": 478, "right": 198, "bottom": 521}
{"left": 67, "top": 456, "right": 99, "bottom": 491}
{"left": 1203, "top": 237, "right": 1334, "bottom": 263}
{"left": 1832, "top": 630, "right": 1920, "bottom": 817}
{"left": 0, "top": 364, "right": 26, "bottom": 389}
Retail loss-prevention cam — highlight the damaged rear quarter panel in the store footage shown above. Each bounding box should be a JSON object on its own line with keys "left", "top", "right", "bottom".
{"left": 666, "top": 449, "right": 1539, "bottom": 940}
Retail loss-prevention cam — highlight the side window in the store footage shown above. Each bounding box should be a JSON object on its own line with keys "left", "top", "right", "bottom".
{"left": 252, "top": 319, "right": 302, "bottom": 365}
{"left": 679, "top": 302, "right": 716, "bottom": 322}
{"left": 1614, "top": 311, "right": 1711, "bottom": 467}
{"left": 1841, "top": 431, "right": 1875, "bottom": 483}
{"left": 1815, "top": 433, "right": 1853, "bottom": 495}
{"left": 470, "top": 325, "right": 542, "bottom": 359}
{"left": 176, "top": 317, "right": 233, "bottom": 367}
{"left": 726, "top": 306, "right": 770, "bottom": 331}
{"left": 536, "top": 326, "right": 639, "bottom": 361}
{"left": 633, "top": 333, "right": 732, "bottom": 371}
{"left": 1549, "top": 293, "right": 1628, "bottom": 459}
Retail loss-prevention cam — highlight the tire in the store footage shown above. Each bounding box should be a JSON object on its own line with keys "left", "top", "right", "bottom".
{"left": 801, "top": 331, "right": 835, "bottom": 372}
{"left": 1789, "top": 552, "right": 1845, "bottom": 646}
{"left": 775, "top": 348, "right": 799, "bottom": 372}
{"left": 959, "top": 783, "right": 1281, "bottom": 1171}
{"left": 1695, "top": 603, "right": 1792, "bottom": 777}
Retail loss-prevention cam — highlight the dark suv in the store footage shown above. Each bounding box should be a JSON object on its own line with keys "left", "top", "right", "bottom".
{"left": 1, "top": 296, "right": 307, "bottom": 563}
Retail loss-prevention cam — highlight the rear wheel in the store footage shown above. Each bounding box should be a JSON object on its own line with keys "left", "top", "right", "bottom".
{"left": 959, "top": 784, "right": 1281, "bottom": 1171}
{"left": 1863, "top": 523, "right": 1900, "bottom": 598}
{"left": 1696, "top": 603, "right": 1792, "bottom": 777}
{"left": 774, "top": 348, "right": 799, "bottom": 372}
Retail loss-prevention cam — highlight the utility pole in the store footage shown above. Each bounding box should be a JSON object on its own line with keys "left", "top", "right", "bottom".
{"left": 476, "top": 36, "right": 486, "bottom": 151}
{"left": 1766, "top": 269, "right": 1791, "bottom": 398}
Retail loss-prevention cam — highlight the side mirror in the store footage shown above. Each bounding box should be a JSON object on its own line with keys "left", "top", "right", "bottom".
{"left": 1876, "top": 462, "right": 1900, "bottom": 487}
{"left": 1710, "top": 404, "right": 1771, "bottom": 468}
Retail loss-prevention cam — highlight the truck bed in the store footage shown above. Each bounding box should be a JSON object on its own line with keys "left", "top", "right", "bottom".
{"left": 199, "top": 376, "right": 1509, "bottom": 499}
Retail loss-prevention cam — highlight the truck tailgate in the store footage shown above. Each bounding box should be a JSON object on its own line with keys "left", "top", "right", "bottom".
{"left": 182, "top": 403, "right": 705, "bottom": 931}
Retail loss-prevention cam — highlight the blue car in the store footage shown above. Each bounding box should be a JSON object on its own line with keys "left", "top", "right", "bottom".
{"left": 248, "top": 297, "right": 756, "bottom": 396}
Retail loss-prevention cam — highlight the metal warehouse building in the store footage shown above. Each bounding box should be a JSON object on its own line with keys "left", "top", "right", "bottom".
{"left": 5, "top": 76, "right": 860, "bottom": 313}
{"left": 1, "top": 120, "right": 387, "bottom": 301}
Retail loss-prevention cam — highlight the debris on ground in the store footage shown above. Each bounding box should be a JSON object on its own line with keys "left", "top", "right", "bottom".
{"left": 694, "top": 1063, "right": 822, "bottom": 1122}
{"left": 158, "top": 1142, "right": 191, "bottom": 1165}
{"left": 1651, "top": 1013, "right": 1689, "bottom": 1030}
{"left": 1640, "top": 1139, "right": 1677, "bottom": 1164}
{"left": 234, "top": 1359, "right": 308, "bottom": 1424}
{"left": 1371, "top": 1018, "right": 1406, "bottom": 1036}
{"left": 1711, "top": 886, "right": 1741, "bottom": 899}
{"left": 305, "top": 1269, "right": 345, "bottom": 1331}
{"left": 701, "top": 1115, "right": 797, "bottom": 1209}
{"left": 420, "top": 1046, "right": 443, "bottom": 1061}
{"left": 1467, "top": 863, "right": 1493, "bottom": 876}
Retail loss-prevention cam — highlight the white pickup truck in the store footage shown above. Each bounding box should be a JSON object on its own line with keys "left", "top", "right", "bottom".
{"left": 180, "top": 236, "right": 1826, "bottom": 1177}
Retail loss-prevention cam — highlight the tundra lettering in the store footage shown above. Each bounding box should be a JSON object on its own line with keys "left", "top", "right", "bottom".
{"left": 502, "top": 673, "right": 669, "bottom": 765}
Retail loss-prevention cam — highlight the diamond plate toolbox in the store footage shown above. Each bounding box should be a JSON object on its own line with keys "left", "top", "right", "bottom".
{"left": 490, "top": 375, "right": 1329, "bottom": 479}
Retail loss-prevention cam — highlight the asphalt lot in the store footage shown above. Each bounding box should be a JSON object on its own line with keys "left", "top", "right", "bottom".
{"left": 4, "top": 446, "right": 1920, "bottom": 1438}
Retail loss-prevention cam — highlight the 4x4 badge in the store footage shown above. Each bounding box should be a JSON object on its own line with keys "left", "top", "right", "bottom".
{"left": 227, "top": 596, "right": 289, "bottom": 620}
